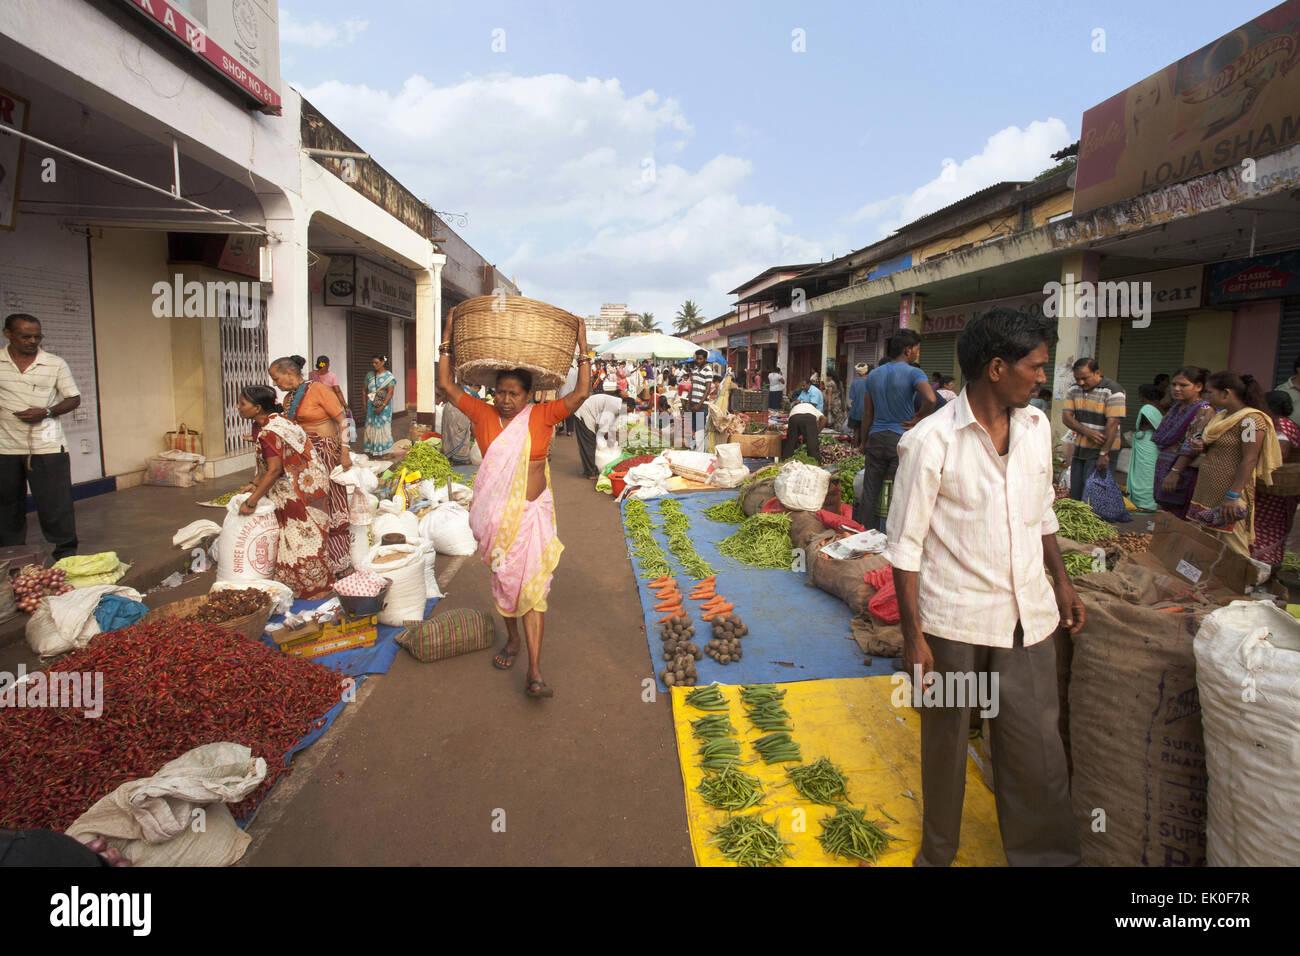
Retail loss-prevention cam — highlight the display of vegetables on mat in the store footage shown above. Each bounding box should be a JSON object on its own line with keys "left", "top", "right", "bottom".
{"left": 751, "top": 731, "right": 802, "bottom": 764}
{"left": 1283, "top": 552, "right": 1300, "bottom": 573}
{"left": 741, "top": 684, "right": 792, "bottom": 729}
{"left": 684, "top": 685, "right": 730, "bottom": 711}
{"left": 625, "top": 499, "right": 671, "bottom": 579}
{"left": 658, "top": 610, "right": 702, "bottom": 687}
{"left": 10, "top": 565, "right": 72, "bottom": 614}
{"left": 1062, "top": 550, "right": 1103, "bottom": 577}
{"left": 697, "top": 735, "right": 742, "bottom": 762}
{"left": 393, "top": 441, "right": 454, "bottom": 487}
{"left": 691, "top": 713, "right": 738, "bottom": 740}
{"left": 707, "top": 814, "right": 793, "bottom": 867}
{"left": 1052, "top": 498, "right": 1116, "bottom": 543}
{"left": 696, "top": 763, "right": 765, "bottom": 811}
{"left": 816, "top": 805, "right": 897, "bottom": 864}
{"left": 716, "top": 513, "right": 794, "bottom": 570}
{"left": 658, "top": 499, "right": 715, "bottom": 579}
{"left": 786, "top": 757, "right": 851, "bottom": 805}
{"left": 703, "top": 498, "right": 747, "bottom": 524}
{"left": 706, "top": 612, "right": 746, "bottom": 664}
{"left": 192, "top": 588, "right": 271, "bottom": 624}
{"left": 0, "top": 619, "right": 348, "bottom": 831}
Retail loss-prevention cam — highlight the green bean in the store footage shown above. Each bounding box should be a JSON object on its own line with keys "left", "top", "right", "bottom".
{"left": 752, "top": 732, "right": 802, "bottom": 764}
{"left": 684, "top": 685, "right": 729, "bottom": 711}
{"left": 816, "top": 806, "right": 896, "bottom": 864}
{"left": 659, "top": 499, "right": 715, "bottom": 580}
{"left": 786, "top": 757, "right": 851, "bottom": 805}
{"left": 703, "top": 498, "right": 747, "bottom": 524}
{"left": 691, "top": 714, "right": 738, "bottom": 740}
{"left": 707, "top": 814, "right": 793, "bottom": 867}
{"left": 696, "top": 764, "right": 765, "bottom": 812}
{"left": 1052, "top": 498, "right": 1115, "bottom": 543}
{"left": 716, "top": 514, "right": 794, "bottom": 570}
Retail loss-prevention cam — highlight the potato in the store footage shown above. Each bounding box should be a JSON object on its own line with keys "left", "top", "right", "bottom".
{"left": 738, "top": 624, "right": 749, "bottom": 637}
{"left": 674, "top": 669, "right": 685, "bottom": 682}
{"left": 685, "top": 626, "right": 695, "bottom": 636}
{"left": 693, "top": 649, "right": 703, "bottom": 661}
{"left": 664, "top": 672, "right": 675, "bottom": 685}
{"left": 720, "top": 654, "right": 731, "bottom": 664}
{"left": 733, "top": 647, "right": 743, "bottom": 659}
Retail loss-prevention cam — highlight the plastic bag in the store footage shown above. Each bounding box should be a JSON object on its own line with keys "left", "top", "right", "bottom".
{"left": 774, "top": 460, "right": 830, "bottom": 512}
{"left": 419, "top": 502, "right": 478, "bottom": 556}
{"left": 1084, "top": 469, "right": 1131, "bottom": 523}
{"left": 26, "top": 585, "right": 144, "bottom": 657}
{"left": 715, "top": 443, "right": 743, "bottom": 470}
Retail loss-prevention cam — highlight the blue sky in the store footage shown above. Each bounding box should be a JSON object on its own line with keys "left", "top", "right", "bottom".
{"left": 280, "top": 0, "right": 1264, "bottom": 324}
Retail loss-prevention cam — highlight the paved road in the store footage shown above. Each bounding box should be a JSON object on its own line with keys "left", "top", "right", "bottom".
{"left": 243, "top": 435, "right": 694, "bottom": 866}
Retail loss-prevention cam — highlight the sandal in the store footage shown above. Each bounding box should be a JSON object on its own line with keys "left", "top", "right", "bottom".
{"left": 526, "top": 679, "right": 554, "bottom": 698}
{"left": 493, "top": 646, "right": 519, "bottom": 670}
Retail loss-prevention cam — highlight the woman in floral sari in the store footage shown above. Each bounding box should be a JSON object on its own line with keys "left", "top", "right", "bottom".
{"left": 269, "top": 356, "right": 352, "bottom": 577}
{"left": 436, "top": 313, "right": 591, "bottom": 698}
{"left": 1250, "top": 391, "right": 1300, "bottom": 572}
{"left": 365, "top": 356, "right": 397, "bottom": 457}
{"left": 1154, "top": 366, "right": 1213, "bottom": 518}
{"left": 1182, "top": 372, "right": 1282, "bottom": 559}
{"left": 237, "top": 385, "right": 334, "bottom": 599}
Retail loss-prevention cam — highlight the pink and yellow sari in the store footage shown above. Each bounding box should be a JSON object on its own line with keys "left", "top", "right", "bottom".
{"left": 469, "top": 404, "right": 564, "bottom": 617}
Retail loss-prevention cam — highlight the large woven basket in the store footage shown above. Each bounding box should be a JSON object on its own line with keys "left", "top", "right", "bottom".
{"left": 140, "top": 593, "right": 274, "bottom": 642}
{"left": 1263, "top": 461, "right": 1300, "bottom": 496}
{"left": 451, "top": 295, "right": 580, "bottom": 390}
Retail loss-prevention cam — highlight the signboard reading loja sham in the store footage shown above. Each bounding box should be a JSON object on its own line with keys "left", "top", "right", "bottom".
{"left": 1073, "top": 0, "right": 1300, "bottom": 216}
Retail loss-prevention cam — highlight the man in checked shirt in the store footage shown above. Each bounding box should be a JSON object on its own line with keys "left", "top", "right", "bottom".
{"left": 887, "top": 308, "right": 1085, "bottom": 867}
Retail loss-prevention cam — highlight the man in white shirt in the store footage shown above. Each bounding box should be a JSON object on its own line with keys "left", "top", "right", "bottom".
{"left": 888, "top": 307, "right": 1084, "bottom": 867}
{"left": 574, "top": 393, "right": 635, "bottom": 479}
{"left": 767, "top": 367, "right": 785, "bottom": 410}
{"left": 557, "top": 360, "right": 580, "bottom": 436}
{"left": 780, "top": 400, "right": 825, "bottom": 464}
{"left": 1, "top": 314, "right": 82, "bottom": 559}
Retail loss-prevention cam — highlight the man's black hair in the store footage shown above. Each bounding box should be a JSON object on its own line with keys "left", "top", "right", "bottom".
{"left": 886, "top": 329, "right": 921, "bottom": 359}
{"left": 695, "top": 349, "right": 707, "bottom": 358}
{"left": 1072, "top": 356, "right": 1100, "bottom": 373}
{"left": 4, "top": 313, "right": 40, "bottom": 331}
{"left": 957, "top": 307, "right": 1058, "bottom": 382}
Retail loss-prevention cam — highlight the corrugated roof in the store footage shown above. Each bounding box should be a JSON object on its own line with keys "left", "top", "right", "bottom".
{"left": 727, "top": 263, "right": 820, "bottom": 295}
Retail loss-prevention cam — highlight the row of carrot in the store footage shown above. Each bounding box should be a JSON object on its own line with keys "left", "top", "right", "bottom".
{"left": 649, "top": 575, "right": 734, "bottom": 623}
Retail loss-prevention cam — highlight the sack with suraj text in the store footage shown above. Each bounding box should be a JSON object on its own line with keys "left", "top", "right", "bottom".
{"left": 164, "top": 422, "right": 203, "bottom": 455}
{"left": 397, "top": 608, "right": 495, "bottom": 662}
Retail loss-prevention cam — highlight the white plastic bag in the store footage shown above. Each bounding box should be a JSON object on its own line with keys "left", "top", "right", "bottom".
{"left": 373, "top": 508, "right": 420, "bottom": 543}
{"left": 26, "top": 585, "right": 143, "bottom": 657}
{"left": 209, "top": 579, "right": 293, "bottom": 617}
{"left": 774, "top": 460, "right": 830, "bottom": 512}
{"left": 363, "top": 542, "right": 430, "bottom": 625}
{"left": 715, "top": 443, "right": 743, "bottom": 470}
{"left": 216, "top": 494, "right": 278, "bottom": 584}
{"left": 470, "top": 443, "right": 483, "bottom": 465}
{"left": 419, "top": 502, "right": 478, "bottom": 556}
{"left": 594, "top": 444, "right": 621, "bottom": 473}
{"left": 172, "top": 519, "right": 221, "bottom": 550}
{"left": 1193, "top": 601, "right": 1300, "bottom": 866}
{"left": 423, "top": 549, "right": 444, "bottom": 600}
{"left": 710, "top": 465, "right": 750, "bottom": 489}
{"left": 349, "top": 525, "right": 372, "bottom": 570}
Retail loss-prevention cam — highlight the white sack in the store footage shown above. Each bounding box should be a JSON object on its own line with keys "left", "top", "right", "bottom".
{"left": 419, "top": 502, "right": 478, "bottom": 556}
{"left": 423, "top": 549, "right": 444, "bottom": 600}
{"left": 710, "top": 465, "right": 750, "bottom": 489}
{"left": 594, "top": 444, "right": 621, "bottom": 472}
{"left": 216, "top": 494, "right": 278, "bottom": 584}
{"left": 26, "top": 585, "right": 144, "bottom": 658}
{"left": 372, "top": 508, "right": 420, "bottom": 543}
{"left": 363, "top": 542, "right": 430, "bottom": 625}
{"left": 349, "top": 525, "right": 372, "bottom": 570}
{"left": 715, "top": 443, "right": 744, "bottom": 470}
{"left": 774, "top": 460, "right": 830, "bottom": 512}
{"left": 172, "top": 519, "right": 221, "bottom": 550}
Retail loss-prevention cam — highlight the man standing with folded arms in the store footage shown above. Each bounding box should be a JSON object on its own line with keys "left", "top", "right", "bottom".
{"left": 887, "top": 307, "right": 1084, "bottom": 867}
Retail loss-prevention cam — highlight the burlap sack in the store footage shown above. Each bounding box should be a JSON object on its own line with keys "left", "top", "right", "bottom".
{"left": 850, "top": 612, "right": 902, "bottom": 657}
{"left": 789, "top": 511, "right": 828, "bottom": 553}
{"left": 1068, "top": 582, "right": 1218, "bottom": 867}
{"left": 805, "top": 530, "right": 890, "bottom": 616}
{"left": 741, "top": 477, "right": 776, "bottom": 516}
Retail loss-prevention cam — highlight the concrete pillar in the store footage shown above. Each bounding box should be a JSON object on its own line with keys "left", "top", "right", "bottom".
{"left": 821, "top": 311, "right": 838, "bottom": 378}
{"left": 1049, "top": 250, "right": 1101, "bottom": 435}
{"left": 264, "top": 193, "right": 311, "bottom": 362}
{"left": 777, "top": 326, "right": 790, "bottom": 383}
{"left": 900, "top": 293, "right": 925, "bottom": 333}
{"left": 414, "top": 254, "right": 446, "bottom": 424}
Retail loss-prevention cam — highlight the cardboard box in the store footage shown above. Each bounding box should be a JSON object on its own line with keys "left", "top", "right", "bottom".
{"left": 728, "top": 432, "right": 781, "bottom": 458}
{"left": 1145, "top": 512, "right": 1268, "bottom": 596}
{"left": 271, "top": 613, "right": 378, "bottom": 659}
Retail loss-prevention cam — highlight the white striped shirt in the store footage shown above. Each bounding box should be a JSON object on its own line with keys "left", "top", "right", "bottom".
{"left": 0, "top": 348, "right": 80, "bottom": 455}
{"left": 886, "top": 390, "right": 1061, "bottom": 647}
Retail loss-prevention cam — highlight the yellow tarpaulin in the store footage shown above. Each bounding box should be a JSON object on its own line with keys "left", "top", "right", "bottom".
{"left": 672, "top": 676, "right": 1007, "bottom": 867}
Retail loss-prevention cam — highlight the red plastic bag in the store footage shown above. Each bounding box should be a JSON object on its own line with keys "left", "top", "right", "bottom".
{"left": 760, "top": 497, "right": 787, "bottom": 514}
{"left": 863, "top": 565, "right": 899, "bottom": 624}
{"left": 817, "top": 509, "right": 864, "bottom": 534}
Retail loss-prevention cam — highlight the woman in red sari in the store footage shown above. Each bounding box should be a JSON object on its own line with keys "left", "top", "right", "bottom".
{"left": 1251, "top": 390, "right": 1300, "bottom": 572}
{"left": 269, "top": 356, "right": 352, "bottom": 576}
{"left": 436, "top": 314, "right": 591, "bottom": 698}
{"left": 237, "top": 386, "right": 334, "bottom": 599}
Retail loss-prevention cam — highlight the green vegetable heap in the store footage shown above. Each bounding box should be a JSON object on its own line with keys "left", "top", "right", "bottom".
{"left": 786, "top": 757, "right": 850, "bottom": 805}
{"left": 1063, "top": 550, "right": 1103, "bottom": 577}
{"left": 703, "top": 497, "right": 747, "bottom": 524}
{"left": 834, "top": 454, "right": 865, "bottom": 507}
{"left": 392, "top": 441, "right": 454, "bottom": 487}
{"left": 623, "top": 498, "right": 671, "bottom": 579}
{"left": 816, "top": 805, "right": 897, "bottom": 864}
{"left": 658, "top": 499, "right": 715, "bottom": 580}
{"left": 1052, "top": 498, "right": 1115, "bottom": 543}
{"left": 716, "top": 513, "right": 794, "bottom": 570}
{"left": 707, "top": 814, "right": 793, "bottom": 867}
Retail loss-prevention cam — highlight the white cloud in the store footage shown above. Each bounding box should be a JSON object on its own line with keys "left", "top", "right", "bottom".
{"left": 297, "top": 72, "right": 824, "bottom": 320}
{"left": 846, "top": 118, "right": 1073, "bottom": 239}
{"left": 280, "top": 10, "right": 369, "bottom": 48}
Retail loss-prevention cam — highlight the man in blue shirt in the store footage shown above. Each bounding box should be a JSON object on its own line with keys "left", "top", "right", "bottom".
{"left": 792, "top": 378, "right": 824, "bottom": 412}
{"left": 854, "top": 330, "right": 937, "bottom": 530}
{"left": 848, "top": 362, "right": 870, "bottom": 449}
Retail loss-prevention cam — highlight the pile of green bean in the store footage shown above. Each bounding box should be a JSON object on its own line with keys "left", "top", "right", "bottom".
{"left": 659, "top": 499, "right": 715, "bottom": 579}
{"left": 696, "top": 764, "right": 764, "bottom": 812}
{"left": 716, "top": 513, "right": 794, "bottom": 570}
{"left": 707, "top": 814, "right": 793, "bottom": 867}
{"left": 816, "top": 805, "right": 896, "bottom": 864}
{"left": 691, "top": 713, "right": 738, "bottom": 740}
{"left": 1063, "top": 550, "right": 1102, "bottom": 577}
{"left": 703, "top": 498, "right": 747, "bottom": 524}
{"left": 1053, "top": 498, "right": 1115, "bottom": 543}
{"left": 623, "top": 498, "right": 672, "bottom": 579}
{"left": 684, "top": 685, "right": 729, "bottom": 711}
{"left": 752, "top": 732, "right": 802, "bottom": 764}
{"left": 787, "top": 757, "right": 851, "bottom": 805}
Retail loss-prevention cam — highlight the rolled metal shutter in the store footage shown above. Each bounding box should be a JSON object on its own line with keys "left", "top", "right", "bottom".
{"left": 1272, "top": 296, "right": 1300, "bottom": 389}
{"left": 919, "top": 333, "right": 958, "bottom": 385}
{"left": 347, "top": 312, "right": 391, "bottom": 426}
{"left": 1117, "top": 315, "right": 1188, "bottom": 434}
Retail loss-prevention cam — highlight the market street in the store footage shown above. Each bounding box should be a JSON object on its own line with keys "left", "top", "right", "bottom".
{"left": 241, "top": 436, "right": 693, "bottom": 866}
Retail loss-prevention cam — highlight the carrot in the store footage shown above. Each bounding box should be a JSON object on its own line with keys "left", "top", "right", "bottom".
{"left": 649, "top": 576, "right": 672, "bottom": 587}
{"left": 655, "top": 587, "right": 681, "bottom": 600}
{"left": 657, "top": 611, "right": 681, "bottom": 623}
{"left": 690, "top": 589, "right": 716, "bottom": 600}
{"left": 653, "top": 600, "right": 681, "bottom": 612}
{"left": 1155, "top": 606, "right": 1185, "bottom": 614}
{"left": 700, "top": 575, "right": 716, "bottom": 583}
{"left": 702, "top": 602, "right": 734, "bottom": 620}
{"left": 701, "top": 596, "right": 728, "bottom": 610}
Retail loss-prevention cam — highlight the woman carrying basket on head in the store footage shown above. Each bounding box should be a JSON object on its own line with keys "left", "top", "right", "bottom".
{"left": 436, "top": 311, "right": 592, "bottom": 698}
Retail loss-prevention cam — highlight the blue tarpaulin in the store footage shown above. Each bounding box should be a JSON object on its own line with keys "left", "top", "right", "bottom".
{"left": 257, "top": 596, "right": 437, "bottom": 678}
{"left": 623, "top": 491, "right": 895, "bottom": 691}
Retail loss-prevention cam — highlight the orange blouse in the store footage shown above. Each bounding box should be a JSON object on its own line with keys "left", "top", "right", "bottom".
{"left": 456, "top": 394, "right": 569, "bottom": 460}
{"left": 292, "top": 381, "right": 344, "bottom": 426}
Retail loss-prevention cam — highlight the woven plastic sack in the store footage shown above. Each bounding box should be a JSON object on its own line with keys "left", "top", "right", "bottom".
{"left": 1084, "top": 469, "right": 1131, "bottom": 523}
{"left": 363, "top": 542, "right": 429, "bottom": 626}
{"left": 396, "top": 608, "right": 495, "bottom": 662}
{"left": 774, "top": 460, "right": 830, "bottom": 512}
{"left": 715, "top": 443, "right": 743, "bottom": 470}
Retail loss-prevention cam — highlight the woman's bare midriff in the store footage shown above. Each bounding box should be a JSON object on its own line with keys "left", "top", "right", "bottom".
{"left": 299, "top": 420, "right": 338, "bottom": 439}
{"left": 525, "top": 459, "right": 548, "bottom": 501}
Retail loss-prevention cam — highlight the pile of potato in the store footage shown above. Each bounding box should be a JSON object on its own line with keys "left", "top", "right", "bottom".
{"left": 659, "top": 613, "right": 703, "bottom": 687}
{"left": 706, "top": 612, "right": 747, "bottom": 665}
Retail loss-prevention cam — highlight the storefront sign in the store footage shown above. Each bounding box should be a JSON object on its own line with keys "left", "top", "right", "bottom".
{"left": 0, "top": 87, "right": 29, "bottom": 231}
{"left": 751, "top": 328, "right": 778, "bottom": 345}
{"left": 323, "top": 255, "right": 356, "bottom": 305}
{"left": 356, "top": 258, "right": 416, "bottom": 319}
{"left": 922, "top": 293, "right": 1047, "bottom": 334}
{"left": 789, "top": 329, "right": 822, "bottom": 346}
{"left": 1208, "top": 250, "right": 1300, "bottom": 302}
{"left": 1073, "top": 0, "right": 1300, "bottom": 216}
{"left": 728, "top": 333, "right": 749, "bottom": 348}
{"left": 1126, "top": 264, "right": 1204, "bottom": 311}
{"left": 121, "top": 0, "right": 282, "bottom": 113}
{"left": 839, "top": 325, "right": 880, "bottom": 345}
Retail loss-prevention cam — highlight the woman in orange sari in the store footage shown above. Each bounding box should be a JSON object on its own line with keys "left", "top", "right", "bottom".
{"left": 269, "top": 356, "right": 353, "bottom": 577}
{"left": 436, "top": 314, "right": 591, "bottom": 698}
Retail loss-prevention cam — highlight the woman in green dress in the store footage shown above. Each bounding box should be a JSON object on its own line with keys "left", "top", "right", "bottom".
{"left": 1127, "top": 384, "right": 1163, "bottom": 511}
{"left": 364, "top": 354, "right": 396, "bottom": 457}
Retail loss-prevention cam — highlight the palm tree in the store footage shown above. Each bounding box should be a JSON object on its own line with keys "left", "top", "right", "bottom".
{"left": 638, "top": 312, "right": 660, "bottom": 333}
{"left": 616, "top": 315, "right": 638, "bottom": 337}
{"left": 673, "top": 300, "right": 704, "bottom": 333}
